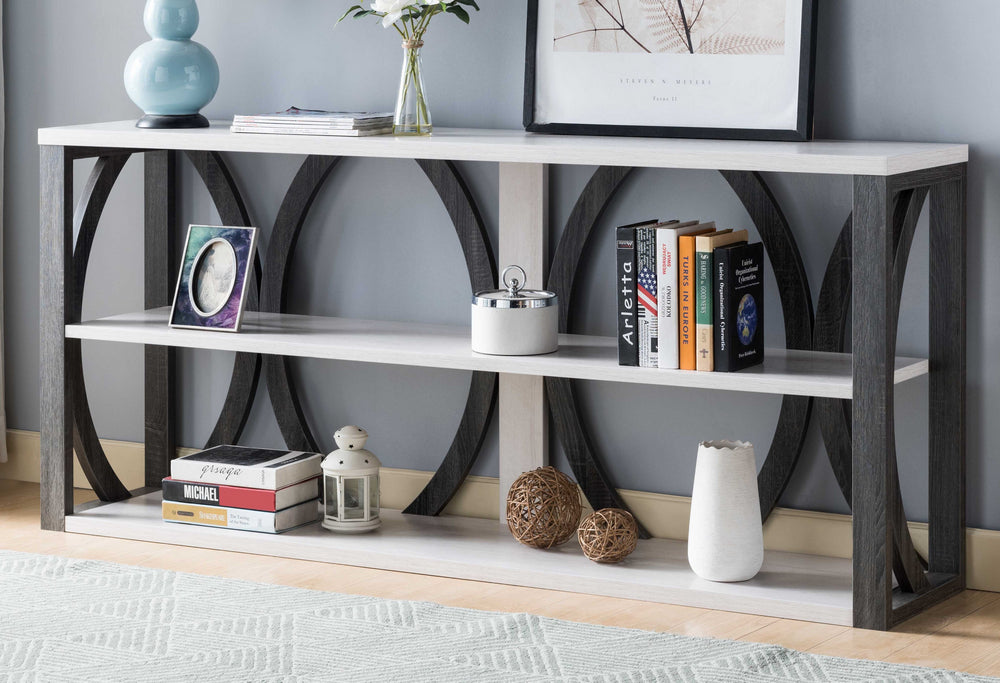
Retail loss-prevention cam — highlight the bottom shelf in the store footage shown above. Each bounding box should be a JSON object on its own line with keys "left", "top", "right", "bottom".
{"left": 67, "top": 492, "right": 855, "bottom": 626}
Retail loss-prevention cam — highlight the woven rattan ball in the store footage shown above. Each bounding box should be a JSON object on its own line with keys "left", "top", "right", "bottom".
{"left": 577, "top": 508, "right": 639, "bottom": 564}
{"left": 506, "top": 466, "right": 582, "bottom": 549}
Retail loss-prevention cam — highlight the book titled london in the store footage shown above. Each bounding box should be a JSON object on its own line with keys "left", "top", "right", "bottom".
{"left": 714, "top": 241, "right": 765, "bottom": 372}
{"left": 169, "top": 446, "right": 323, "bottom": 490}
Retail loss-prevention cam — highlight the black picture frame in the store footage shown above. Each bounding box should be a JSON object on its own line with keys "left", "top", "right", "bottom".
{"left": 523, "top": 0, "right": 818, "bottom": 141}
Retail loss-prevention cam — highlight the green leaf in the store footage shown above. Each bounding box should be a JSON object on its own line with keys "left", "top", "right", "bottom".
{"left": 454, "top": 0, "right": 480, "bottom": 9}
{"left": 353, "top": 9, "right": 375, "bottom": 19}
{"left": 446, "top": 4, "right": 470, "bottom": 23}
{"left": 338, "top": 4, "right": 363, "bottom": 22}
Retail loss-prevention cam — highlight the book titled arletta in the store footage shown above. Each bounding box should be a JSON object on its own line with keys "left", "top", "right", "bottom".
{"left": 162, "top": 499, "right": 319, "bottom": 534}
{"left": 616, "top": 220, "right": 657, "bottom": 367}
{"left": 161, "top": 476, "right": 320, "bottom": 512}
{"left": 714, "top": 241, "right": 765, "bottom": 372}
{"left": 169, "top": 446, "right": 322, "bottom": 490}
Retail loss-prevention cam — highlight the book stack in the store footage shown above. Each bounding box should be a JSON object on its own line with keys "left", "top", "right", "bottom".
{"left": 162, "top": 446, "right": 323, "bottom": 534}
{"left": 616, "top": 219, "right": 764, "bottom": 372}
{"left": 231, "top": 107, "right": 393, "bottom": 137}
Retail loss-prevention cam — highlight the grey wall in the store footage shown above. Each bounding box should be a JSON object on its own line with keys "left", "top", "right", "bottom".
{"left": 4, "top": 1, "right": 996, "bottom": 528}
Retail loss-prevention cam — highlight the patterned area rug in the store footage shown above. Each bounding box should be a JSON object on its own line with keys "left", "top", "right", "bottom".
{"left": 0, "top": 550, "right": 993, "bottom": 682}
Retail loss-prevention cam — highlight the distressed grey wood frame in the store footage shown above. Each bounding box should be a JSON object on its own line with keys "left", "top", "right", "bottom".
{"left": 851, "top": 164, "right": 967, "bottom": 629}
{"left": 39, "top": 142, "right": 967, "bottom": 631}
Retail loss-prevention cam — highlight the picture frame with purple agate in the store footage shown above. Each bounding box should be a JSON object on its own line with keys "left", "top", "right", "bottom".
{"left": 169, "top": 225, "right": 258, "bottom": 332}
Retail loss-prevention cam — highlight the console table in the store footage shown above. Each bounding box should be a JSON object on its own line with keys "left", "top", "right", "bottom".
{"left": 38, "top": 122, "right": 968, "bottom": 630}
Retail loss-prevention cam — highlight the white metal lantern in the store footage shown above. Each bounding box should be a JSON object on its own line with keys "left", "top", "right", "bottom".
{"left": 321, "top": 426, "right": 382, "bottom": 533}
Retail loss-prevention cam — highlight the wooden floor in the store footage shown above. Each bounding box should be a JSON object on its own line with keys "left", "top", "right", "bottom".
{"left": 2, "top": 479, "right": 999, "bottom": 676}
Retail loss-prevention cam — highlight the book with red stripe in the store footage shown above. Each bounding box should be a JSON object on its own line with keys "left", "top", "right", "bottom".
{"left": 161, "top": 476, "right": 321, "bottom": 512}
{"left": 636, "top": 223, "right": 660, "bottom": 368}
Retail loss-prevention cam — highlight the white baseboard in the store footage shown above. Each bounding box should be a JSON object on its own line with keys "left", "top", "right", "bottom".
{"left": 3, "top": 428, "right": 996, "bottom": 592}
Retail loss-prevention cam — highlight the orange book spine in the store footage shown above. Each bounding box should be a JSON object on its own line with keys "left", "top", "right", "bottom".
{"left": 678, "top": 234, "right": 699, "bottom": 370}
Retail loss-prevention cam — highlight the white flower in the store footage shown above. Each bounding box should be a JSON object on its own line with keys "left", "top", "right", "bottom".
{"left": 371, "top": 0, "right": 409, "bottom": 10}
{"left": 422, "top": 0, "right": 454, "bottom": 4}
{"left": 371, "top": 0, "right": 409, "bottom": 27}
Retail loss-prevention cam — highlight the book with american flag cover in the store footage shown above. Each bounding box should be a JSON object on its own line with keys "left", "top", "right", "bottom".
{"left": 636, "top": 223, "right": 660, "bottom": 368}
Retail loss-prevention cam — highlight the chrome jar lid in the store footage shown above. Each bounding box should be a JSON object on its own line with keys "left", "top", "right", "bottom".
{"left": 472, "top": 265, "right": 558, "bottom": 310}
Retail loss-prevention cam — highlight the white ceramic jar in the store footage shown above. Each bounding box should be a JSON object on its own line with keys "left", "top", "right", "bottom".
{"left": 472, "top": 265, "right": 558, "bottom": 356}
{"left": 687, "top": 440, "right": 764, "bottom": 582}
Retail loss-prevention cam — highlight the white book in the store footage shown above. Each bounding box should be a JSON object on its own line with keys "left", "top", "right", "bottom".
{"left": 162, "top": 498, "right": 320, "bottom": 534}
{"left": 231, "top": 125, "right": 392, "bottom": 137}
{"left": 169, "top": 446, "right": 323, "bottom": 490}
{"left": 233, "top": 108, "right": 392, "bottom": 126}
{"left": 656, "top": 221, "right": 712, "bottom": 369}
{"left": 232, "top": 120, "right": 389, "bottom": 129}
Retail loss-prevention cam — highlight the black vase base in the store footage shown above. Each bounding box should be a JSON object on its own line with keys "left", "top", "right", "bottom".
{"left": 136, "top": 114, "right": 210, "bottom": 129}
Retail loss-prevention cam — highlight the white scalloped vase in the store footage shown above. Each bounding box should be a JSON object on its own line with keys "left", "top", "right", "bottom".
{"left": 687, "top": 440, "right": 764, "bottom": 582}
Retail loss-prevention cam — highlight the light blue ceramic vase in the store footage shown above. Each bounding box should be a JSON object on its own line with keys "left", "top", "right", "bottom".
{"left": 124, "top": 0, "right": 219, "bottom": 128}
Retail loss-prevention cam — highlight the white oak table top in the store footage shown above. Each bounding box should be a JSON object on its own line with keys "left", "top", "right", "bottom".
{"left": 38, "top": 121, "right": 968, "bottom": 175}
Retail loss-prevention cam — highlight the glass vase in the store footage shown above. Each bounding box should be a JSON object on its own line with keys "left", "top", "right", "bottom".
{"left": 394, "top": 40, "right": 432, "bottom": 136}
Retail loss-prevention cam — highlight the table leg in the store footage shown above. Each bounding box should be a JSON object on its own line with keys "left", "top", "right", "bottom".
{"left": 144, "top": 151, "right": 177, "bottom": 487}
{"left": 928, "top": 165, "right": 967, "bottom": 579}
{"left": 498, "top": 162, "right": 549, "bottom": 521}
{"left": 852, "top": 175, "right": 896, "bottom": 630}
{"left": 40, "top": 146, "right": 73, "bottom": 531}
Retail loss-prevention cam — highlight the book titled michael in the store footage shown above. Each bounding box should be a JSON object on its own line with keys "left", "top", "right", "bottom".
{"left": 162, "top": 499, "right": 319, "bottom": 534}
{"left": 714, "top": 241, "right": 765, "bottom": 372}
{"left": 161, "top": 476, "right": 321, "bottom": 512}
{"left": 169, "top": 446, "right": 323, "bottom": 490}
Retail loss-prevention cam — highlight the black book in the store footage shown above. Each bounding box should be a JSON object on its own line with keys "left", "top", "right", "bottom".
{"left": 616, "top": 220, "right": 656, "bottom": 366}
{"left": 714, "top": 241, "right": 765, "bottom": 372}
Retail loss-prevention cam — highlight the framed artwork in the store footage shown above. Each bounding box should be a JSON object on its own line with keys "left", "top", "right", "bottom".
{"left": 170, "top": 225, "right": 258, "bottom": 332}
{"left": 524, "top": 0, "right": 818, "bottom": 141}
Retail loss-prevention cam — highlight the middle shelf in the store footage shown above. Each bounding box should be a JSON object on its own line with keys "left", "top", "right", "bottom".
{"left": 66, "top": 307, "right": 928, "bottom": 399}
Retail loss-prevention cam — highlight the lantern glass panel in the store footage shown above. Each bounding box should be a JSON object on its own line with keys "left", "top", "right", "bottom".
{"left": 343, "top": 478, "right": 365, "bottom": 520}
{"left": 368, "top": 474, "right": 380, "bottom": 519}
{"left": 324, "top": 476, "right": 339, "bottom": 520}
